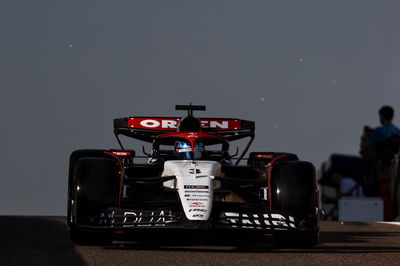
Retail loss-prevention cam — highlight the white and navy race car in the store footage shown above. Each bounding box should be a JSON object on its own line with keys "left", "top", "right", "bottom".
{"left": 67, "top": 105, "right": 320, "bottom": 247}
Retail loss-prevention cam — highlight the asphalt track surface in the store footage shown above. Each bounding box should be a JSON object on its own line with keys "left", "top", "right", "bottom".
{"left": 1, "top": 216, "right": 400, "bottom": 266}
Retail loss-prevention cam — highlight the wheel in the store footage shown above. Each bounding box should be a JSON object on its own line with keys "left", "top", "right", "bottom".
{"left": 270, "top": 161, "right": 319, "bottom": 248}
{"left": 68, "top": 157, "right": 120, "bottom": 245}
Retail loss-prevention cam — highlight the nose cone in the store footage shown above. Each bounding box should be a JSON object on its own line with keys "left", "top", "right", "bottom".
{"left": 162, "top": 160, "right": 221, "bottom": 221}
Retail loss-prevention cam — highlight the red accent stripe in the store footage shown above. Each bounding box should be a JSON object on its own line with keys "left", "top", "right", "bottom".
{"left": 112, "top": 151, "right": 132, "bottom": 157}
{"left": 104, "top": 151, "right": 124, "bottom": 207}
{"left": 267, "top": 154, "right": 288, "bottom": 211}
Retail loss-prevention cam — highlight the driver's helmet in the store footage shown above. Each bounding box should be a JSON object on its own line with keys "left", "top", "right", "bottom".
{"left": 175, "top": 141, "right": 205, "bottom": 160}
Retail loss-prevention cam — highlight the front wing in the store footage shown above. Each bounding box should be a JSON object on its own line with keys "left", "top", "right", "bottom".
{"left": 75, "top": 205, "right": 314, "bottom": 233}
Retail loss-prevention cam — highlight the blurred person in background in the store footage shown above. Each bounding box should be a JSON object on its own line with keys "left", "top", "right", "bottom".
{"left": 360, "top": 105, "right": 400, "bottom": 220}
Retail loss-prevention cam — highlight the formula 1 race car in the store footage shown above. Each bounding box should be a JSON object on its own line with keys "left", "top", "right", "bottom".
{"left": 67, "top": 105, "right": 320, "bottom": 247}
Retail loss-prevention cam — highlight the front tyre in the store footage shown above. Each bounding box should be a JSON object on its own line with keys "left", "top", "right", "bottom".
{"left": 68, "top": 157, "right": 120, "bottom": 245}
{"left": 270, "top": 161, "right": 319, "bottom": 248}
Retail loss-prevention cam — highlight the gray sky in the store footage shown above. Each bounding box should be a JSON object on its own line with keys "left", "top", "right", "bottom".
{"left": 1, "top": 1, "right": 400, "bottom": 215}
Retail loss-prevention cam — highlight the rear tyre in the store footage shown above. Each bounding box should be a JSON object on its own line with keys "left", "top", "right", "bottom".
{"left": 68, "top": 157, "right": 120, "bottom": 245}
{"left": 270, "top": 161, "right": 319, "bottom": 248}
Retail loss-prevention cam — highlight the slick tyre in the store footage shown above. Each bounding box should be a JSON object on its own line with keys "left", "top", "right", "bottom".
{"left": 69, "top": 157, "right": 120, "bottom": 245}
{"left": 270, "top": 161, "right": 319, "bottom": 248}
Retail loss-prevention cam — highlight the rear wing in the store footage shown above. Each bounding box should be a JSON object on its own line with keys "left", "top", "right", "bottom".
{"left": 114, "top": 117, "right": 255, "bottom": 143}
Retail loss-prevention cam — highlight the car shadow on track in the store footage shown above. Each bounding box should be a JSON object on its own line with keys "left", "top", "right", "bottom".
{"left": 104, "top": 229, "right": 400, "bottom": 254}
{"left": 0, "top": 216, "right": 86, "bottom": 266}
